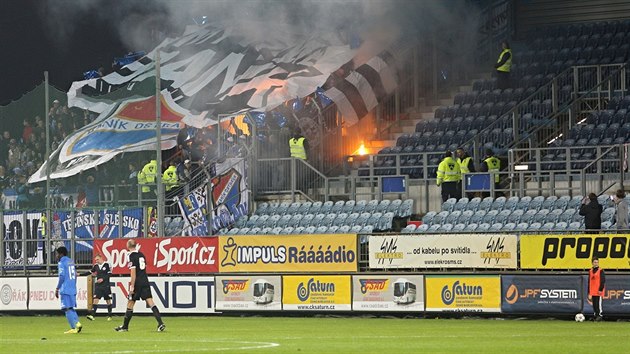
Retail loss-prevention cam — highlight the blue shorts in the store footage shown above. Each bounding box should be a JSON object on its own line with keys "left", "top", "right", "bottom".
{"left": 61, "top": 294, "right": 77, "bottom": 309}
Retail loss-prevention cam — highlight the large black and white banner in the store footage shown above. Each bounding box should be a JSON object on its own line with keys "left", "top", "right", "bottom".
{"left": 68, "top": 25, "right": 357, "bottom": 117}
{"left": 67, "top": 24, "right": 399, "bottom": 126}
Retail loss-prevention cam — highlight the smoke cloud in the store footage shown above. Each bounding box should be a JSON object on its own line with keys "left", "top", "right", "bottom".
{"left": 40, "top": 0, "right": 483, "bottom": 66}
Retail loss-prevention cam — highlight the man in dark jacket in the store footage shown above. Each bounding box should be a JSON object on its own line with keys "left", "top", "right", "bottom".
{"left": 579, "top": 193, "right": 603, "bottom": 234}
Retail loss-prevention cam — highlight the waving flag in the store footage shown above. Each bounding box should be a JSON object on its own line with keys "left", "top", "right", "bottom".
{"left": 29, "top": 92, "right": 188, "bottom": 183}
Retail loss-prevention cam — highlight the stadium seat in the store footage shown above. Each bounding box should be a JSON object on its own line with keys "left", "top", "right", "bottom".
{"left": 491, "top": 197, "right": 507, "bottom": 211}
{"left": 542, "top": 196, "right": 558, "bottom": 210}
{"left": 321, "top": 201, "right": 334, "bottom": 214}
{"left": 464, "top": 223, "right": 478, "bottom": 232}
{"left": 305, "top": 226, "right": 317, "bottom": 234}
{"left": 453, "top": 223, "right": 466, "bottom": 232}
{"left": 490, "top": 223, "right": 503, "bottom": 232}
{"left": 602, "top": 221, "right": 613, "bottom": 229}
{"left": 540, "top": 222, "right": 556, "bottom": 231}
{"left": 345, "top": 213, "right": 360, "bottom": 227}
{"left": 376, "top": 199, "right": 391, "bottom": 213}
{"left": 333, "top": 213, "right": 348, "bottom": 227}
{"left": 347, "top": 225, "right": 359, "bottom": 234}
{"left": 245, "top": 215, "right": 260, "bottom": 228}
{"left": 378, "top": 212, "right": 395, "bottom": 230}
{"left": 466, "top": 197, "right": 481, "bottom": 212}
{"left": 256, "top": 202, "right": 269, "bottom": 215}
{"left": 441, "top": 223, "right": 454, "bottom": 232}
{"left": 422, "top": 211, "right": 437, "bottom": 224}
{"left": 342, "top": 200, "right": 356, "bottom": 214}
{"left": 290, "top": 214, "right": 303, "bottom": 227}
{"left": 294, "top": 226, "right": 306, "bottom": 234}
{"left": 446, "top": 211, "right": 462, "bottom": 225}
{"left": 297, "top": 201, "right": 312, "bottom": 215}
{"left": 270, "top": 227, "right": 283, "bottom": 235}
{"left": 477, "top": 223, "right": 491, "bottom": 232}
{"left": 361, "top": 225, "right": 374, "bottom": 234}
{"left": 249, "top": 227, "right": 262, "bottom": 235}
{"left": 428, "top": 224, "right": 441, "bottom": 232}
{"left": 353, "top": 200, "right": 367, "bottom": 214}
{"left": 528, "top": 222, "right": 542, "bottom": 231}
{"left": 310, "top": 201, "right": 323, "bottom": 214}
{"left": 322, "top": 214, "right": 337, "bottom": 227}
{"left": 365, "top": 199, "right": 379, "bottom": 213}
{"left": 555, "top": 222, "right": 568, "bottom": 230}
{"left": 330, "top": 200, "right": 345, "bottom": 214}
{"left": 413, "top": 224, "right": 427, "bottom": 233}
{"left": 442, "top": 198, "right": 457, "bottom": 212}
{"left": 470, "top": 210, "right": 486, "bottom": 225}
{"left": 227, "top": 228, "right": 240, "bottom": 235}
{"left": 234, "top": 216, "right": 248, "bottom": 228}
{"left": 388, "top": 199, "right": 403, "bottom": 214}
{"left": 357, "top": 213, "right": 371, "bottom": 226}
{"left": 277, "top": 214, "right": 292, "bottom": 228}
{"left": 504, "top": 196, "right": 519, "bottom": 211}
{"left": 316, "top": 226, "right": 328, "bottom": 234}
{"left": 495, "top": 210, "right": 511, "bottom": 224}
{"left": 402, "top": 224, "right": 417, "bottom": 233}
{"left": 502, "top": 223, "right": 516, "bottom": 231}
{"left": 369, "top": 212, "right": 383, "bottom": 229}
{"left": 515, "top": 222, "right": 528, "bottom": 231}
{"left": 313, "top": 214, "right": 327, "bottom": 227}
{"left": 432, "top": 211, "right": 449, "bottom": 225}
{"left": 277, "top": 202, "right": 290, "bottom": 215}
{"left": 568, "top": 222, "right": 582, "bottom": 231}
{"left": 280, "top": 226, "right": 295, "bottom": 235}
{"left": 515, "top": 196, "right": 532, "bottom": 210}
{"left": 287, "top": 202, "right": 301, "bottom": 215}
{"left": 267, "top": 215, "right": 281, "bottom": 228}
{"left": 479, "top": 197, "right": 493, "bottom": 211}
{"left": 327, "top": 226, "right": 339, "bottom": 234}
{"left": 482, "top": 210, "right": 499, "bottom": 224}
{"left": 398, "top": 199, "right": 414, "bottom": 218}
{"left": 299, "top": 214, "right": 315, "bottom": 228}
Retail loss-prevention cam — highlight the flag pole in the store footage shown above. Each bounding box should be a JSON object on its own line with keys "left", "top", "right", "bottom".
{"left": 155, "top": 50, "right": 165, "bottom": 237}
{"left": 44, "top": 71, "right": 51, "bottom": 273}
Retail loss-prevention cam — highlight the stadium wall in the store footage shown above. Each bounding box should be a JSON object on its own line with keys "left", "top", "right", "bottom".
{"left": 3, "top": 234, "right": 630, "bottom": 316}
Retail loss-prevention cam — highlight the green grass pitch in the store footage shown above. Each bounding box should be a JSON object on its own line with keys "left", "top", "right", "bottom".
{"left": 0, "top": 315, "right": 628, "bottom": 353}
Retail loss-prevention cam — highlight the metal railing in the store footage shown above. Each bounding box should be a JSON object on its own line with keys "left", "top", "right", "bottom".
{"left": 254, "top": 158, "right": 328, "bottom": 202}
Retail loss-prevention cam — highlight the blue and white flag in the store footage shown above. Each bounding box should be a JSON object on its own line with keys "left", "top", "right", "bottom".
{"left": 178, "top": 186, "right": 209, "bottom": 236}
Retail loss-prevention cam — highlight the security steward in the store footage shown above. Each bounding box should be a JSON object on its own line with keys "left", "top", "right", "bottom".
{"left": 162, "top": 162, "right": 178, "bottom": 196}
{"left": 436, "top": 151, "right": 461, "bottom": 202}
{"left": 289, "top": 131, "right": 308, "bottom": 160}
{"left": 139, "top": 159, "right": 157, "bottom": 201}
{"left": 495, "top": 41, "right": 512, "bottom": 90}
{"left": 480, "top": 149, "right": 501, "bottom": 198}
{"left": 456, "top": 147, "right": 475, "bottom": 199}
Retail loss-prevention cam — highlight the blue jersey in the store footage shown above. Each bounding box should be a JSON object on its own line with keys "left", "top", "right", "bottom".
{"left": 57, "top": 256, "right": 77, "bottom": 295}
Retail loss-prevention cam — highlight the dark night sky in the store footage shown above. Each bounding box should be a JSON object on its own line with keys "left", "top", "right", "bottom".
{"left": 0, "top": 0, "right": 156, "bottom": 105}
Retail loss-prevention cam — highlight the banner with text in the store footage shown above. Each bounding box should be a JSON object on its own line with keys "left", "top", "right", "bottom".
{"left": 3, "top": 211, "right": 44, "bottom": 267}
{"left": 582, "top": 275, "right": 630, "bottom": 315}
{"left": 210, "top": 158, "right": 249, "bottom": 233}
{"left": 103, "top": 276, "right": 216, "bottom": 314}
{"left": 94, "top": 237, "right": 218, "bottom": 274}
{"left": 369, "top": 234, "right": 517, "bottom": 269}
{"left": 425, "top": 275, "right": 501, "bottom": 313}
{"left": 501, "top": 275, "right": 583, "bottom": 314}
{"left": 178, "top": 185, "right": 209, "bottom": 236}
{"left": 0, "top": 277, "right": 28, "bottom": 310}
{"left": 216, "top": 276, "right": 282, "bottom": 311}
{"left": 28, "top": 276, "right": 90, "bottom": 310}
{"left": 352, "top": 275, "right": 424, "bottom": 312}
{"left": 218, "top": 235, "right": 357, "bottom": 273}
{"left": 283, "top": 275, "right": 351, "bottom": 311}
{"left": 520, "top": 234, "right": 630, "bottom": 269}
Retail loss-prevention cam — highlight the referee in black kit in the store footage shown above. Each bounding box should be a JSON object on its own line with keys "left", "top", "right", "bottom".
{"left": 87, "top": 254, "right": 113, "bottom": 321}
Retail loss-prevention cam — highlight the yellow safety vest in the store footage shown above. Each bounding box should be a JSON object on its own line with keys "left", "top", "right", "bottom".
{"left": 289, "top": 137, "right": 307, "bottom": 160}
{"left": 142, "top": 160, "right": 157, "bottom": 183}
{"left": 137, "top": 170, "right": 150, "bottom": 193}
{"left": 437, "top": 157, "right": 461, "bottom": 186}
{"left": 496, "top": 49, "right": 512, "bottom": 73}
{"left": 484, "top": 156, "right": 501, "bottom": 183}
{"left": 40, "top": 215, "right": 47, "bottom": 237}
{"left": 162, "top": 166, "right": 178, "bottom": 191}
{"left": 457, "top": 157, "right": 473, "bottom": 174}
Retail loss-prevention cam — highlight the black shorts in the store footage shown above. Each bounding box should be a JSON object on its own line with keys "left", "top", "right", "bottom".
{"left": 94, "top": 287, "right": 112, "bottom": 300}
{"left": 131, "top": 285, "right": 152, "bottom": 301}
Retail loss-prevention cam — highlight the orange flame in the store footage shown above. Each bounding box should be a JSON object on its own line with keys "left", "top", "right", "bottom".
{"left": 357, "top": 143, "right": 367, "bottom": 156}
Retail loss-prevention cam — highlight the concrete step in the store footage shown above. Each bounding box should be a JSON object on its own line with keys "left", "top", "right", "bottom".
{"left": 439, "top": 98, "right": 453, "bottom": 106}
{"left": 458, "top": 85, "right": 473, "bottom": 92}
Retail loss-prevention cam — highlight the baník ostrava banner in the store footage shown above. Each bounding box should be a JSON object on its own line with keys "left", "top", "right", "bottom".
{"left": 3, "top": 211, "right": 44, "bottom": 267}
{"left": 29, "top": 93, "right": 190, "bottom": 183}
{"left": 178, "top": 185, "right": 209, "bottom": 236}
{"left": 369, "top": 234, "right": 517, "bottom": 269}
{"left": 209, "top": 158, "right": 248, "bottom": 232}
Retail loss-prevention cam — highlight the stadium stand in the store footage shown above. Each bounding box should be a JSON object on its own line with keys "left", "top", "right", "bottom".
{"left": 357, "top": 19, "right": 630, "bottom": 178}
{"left": 218, "top": 199, "right": 413, "bottom": 235}
{"left": 410, "top": 195, "right": 630, "bottom": 233}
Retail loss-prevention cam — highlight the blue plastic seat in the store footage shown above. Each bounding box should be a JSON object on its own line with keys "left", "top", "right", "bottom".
{"left": 464, "top": 223, "right": 478, "bottom": 232}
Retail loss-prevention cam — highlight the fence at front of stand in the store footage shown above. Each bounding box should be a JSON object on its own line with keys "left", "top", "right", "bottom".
{"left": 0, "top": 206, "right": 147, "bottom": 275}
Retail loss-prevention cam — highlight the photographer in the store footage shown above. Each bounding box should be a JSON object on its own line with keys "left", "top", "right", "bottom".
{"left": 579, "top": 193, "right": 602, "bottom": 234}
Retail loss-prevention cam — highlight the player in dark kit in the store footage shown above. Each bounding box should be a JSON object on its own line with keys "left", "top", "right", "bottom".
{"left": 115, "top": 239, "right": 165, "bottom": 332}
{"left": 87, "top": 254, "right": 113, "bottom": 321}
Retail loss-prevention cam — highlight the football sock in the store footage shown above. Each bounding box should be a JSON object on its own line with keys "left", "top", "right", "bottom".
{"left": 123, "top": 309, "right": 133, "bottom": 328}
{"left": 70, "top": 309, "right": 79, "bottom": 326}
{"left": 107, "top": 304, "right": 112, "bottom": 316}
{"left": 151, "top": 306, "right": 163, "bottom": 325}
{"left": 65, "top": 309, "right": 74, "bottom": 328}
{"left": 91, "top": 306, "right": 97, "bottom": 316}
